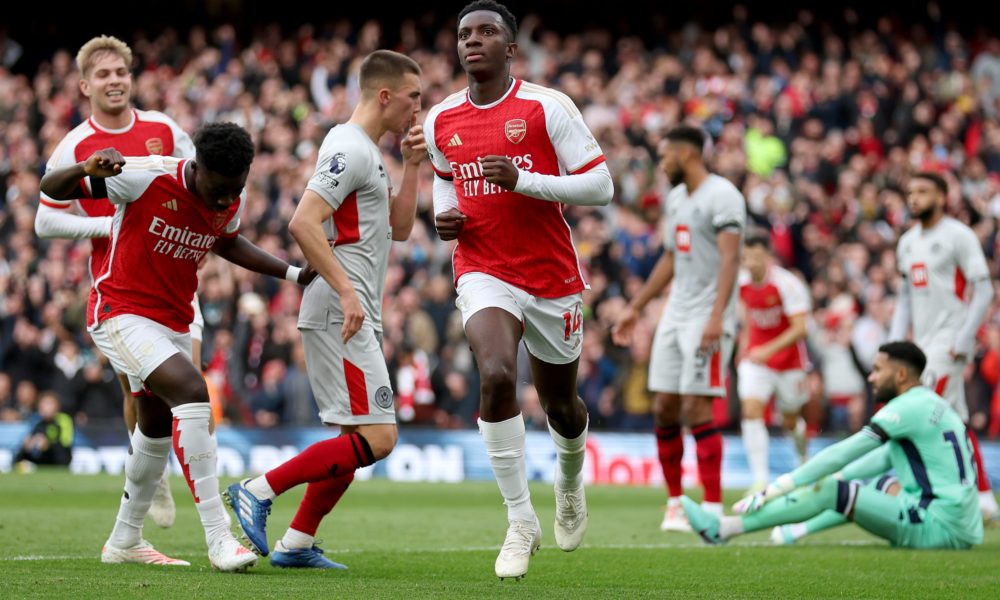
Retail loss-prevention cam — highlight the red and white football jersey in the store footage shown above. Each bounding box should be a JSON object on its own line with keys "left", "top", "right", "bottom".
{"left": 739, "top": 265, "right": 811, "bottom": 371}
{"left": 42, "top": 109, "right": 195, "bottom": 272}
{"left": 424, "top": 79, "right": 606, "bottom": 298}
{"left": 81, "top": 156, "right": 242, "bottom": 333}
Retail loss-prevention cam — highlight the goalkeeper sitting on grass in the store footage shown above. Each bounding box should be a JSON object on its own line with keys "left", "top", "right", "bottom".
{"left": 682, "top": 341, "right": 983, "bottom": 549}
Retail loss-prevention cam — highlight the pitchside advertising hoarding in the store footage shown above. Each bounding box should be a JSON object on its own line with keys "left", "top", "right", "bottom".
{"left": 1, "top": 423, "right": 998, "bottom": 488}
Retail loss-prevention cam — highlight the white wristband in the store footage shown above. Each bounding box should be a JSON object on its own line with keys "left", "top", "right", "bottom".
{"left": 285, "top": 265, "right": 302, "bottom": 283}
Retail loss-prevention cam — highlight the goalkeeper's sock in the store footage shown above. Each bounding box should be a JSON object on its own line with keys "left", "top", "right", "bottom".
{"left": 719, "top": 516, "right": 744, "bottom": 540}
{"left": 805, "top": 510, "right": 848, "bottom": 535}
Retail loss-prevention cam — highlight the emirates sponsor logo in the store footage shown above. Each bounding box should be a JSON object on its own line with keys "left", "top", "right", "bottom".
{"left": 449, "top": 154, "right": 534, "bottom": 181}
{"left": 504, "top": 119, "right": 527, "bottom": 144}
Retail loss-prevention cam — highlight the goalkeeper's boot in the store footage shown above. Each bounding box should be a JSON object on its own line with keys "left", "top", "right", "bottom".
{"left": 681, "top": 496, "right": 724, "bottom": 545}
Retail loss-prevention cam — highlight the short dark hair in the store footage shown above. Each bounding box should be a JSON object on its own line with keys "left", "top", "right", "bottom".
{"left": 879, "top": 341, "right": 927, "bottom": 378}
{"left": 911, "top": 171, "right": 948, "bottom": 195}
{"left": 745, "top": 234, "right": 771, "bottom": 250}
{"left": 194, "top": 122, "right": 254, "bottom": 177}
{"left": 459, "top": 0, "right": 518, "bottom": 41}
{"left": 359, "top": 49, "right": 421, "bottom": 95}
{"left": 665, "top": 125, "right": 706, "bottom": 153}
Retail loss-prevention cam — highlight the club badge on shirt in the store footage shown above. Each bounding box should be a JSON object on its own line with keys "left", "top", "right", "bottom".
{"left": 505, "top": 119, "right": 527, "bottom": 144}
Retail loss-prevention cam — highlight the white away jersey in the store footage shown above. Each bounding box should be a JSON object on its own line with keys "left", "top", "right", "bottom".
{"left": 896, "top": 217, "right": 990, "bottom": 357}
{"left": 298, "top": 124, "right": 393, "bottom": 333}
{"left": 662, "top": 174, "right": 746, "bottom": 327}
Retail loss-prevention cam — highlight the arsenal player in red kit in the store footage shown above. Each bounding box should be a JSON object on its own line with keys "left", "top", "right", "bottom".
{"left": 426, "top": 0, "right": 613, "bottom": 580}
{"left": 40, "top": 123, "right": 315, "bottom": 572}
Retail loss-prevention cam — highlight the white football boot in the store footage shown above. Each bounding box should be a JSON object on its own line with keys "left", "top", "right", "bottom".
{"left": 208, "top": 533, "right": 258, "bottom": 572}
{"left": 101, "top": 539, "right": 189, "bottom": 566}
{"left": 495, "top": 517, "right": 542, "bottom": 580}
{"left": 660, "top": 502, "right": 692, "bottom": 532}
{"left": 554, "top": 483, "right": 587, "bottom": 551}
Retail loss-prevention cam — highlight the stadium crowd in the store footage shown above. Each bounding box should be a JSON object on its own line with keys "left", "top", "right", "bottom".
{"left": 3, "top": 6, "right": 1000, "bottom": 438}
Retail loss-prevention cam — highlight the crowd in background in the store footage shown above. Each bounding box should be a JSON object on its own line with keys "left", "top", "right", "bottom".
{"left": 4, "top": 5, "right": 1000, "bottom": 438}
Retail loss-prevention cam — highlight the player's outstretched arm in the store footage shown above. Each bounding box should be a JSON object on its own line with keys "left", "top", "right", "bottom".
{"left": 480, "top": 156, "right": 613, "bottom": 206}
{"left": 34, "top": 202, "right": 113, "bottom": 239}
{"left": 40, "top": 149, "right": 125, "bottom": 200}
{"left": 211, "top": 235, "right": 314, "bottom": 285}
{"left": 289, "top": 190, "right": 365, "bottom": 342}
{"left": 838, "top": 444, "right": 892, "bottom": 481}
{"left": 611, "top": 249, "right": 674, "bottom": 346}
{"left": 389, "top": 123, "right": 426, "bottom": 241}
{"left": 734, "top": 428, "right": 882, "bottom": 513}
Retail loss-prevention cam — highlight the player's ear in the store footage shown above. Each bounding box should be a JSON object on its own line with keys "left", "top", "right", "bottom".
{"left": 379, "top": 88, "right": 391, "bottom": 107}
{"left": 506, "top": 41, "right": 518, "bottom": 61}
{"left": 79, "top": 78, "right": 91, "bottom": 99}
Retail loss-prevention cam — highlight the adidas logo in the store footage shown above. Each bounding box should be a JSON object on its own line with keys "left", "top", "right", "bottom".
{"left": 161, "top": 199, "right": 178, "bottom": 211}
{"left": 446, "top": 133, "right": 462, "bottom": 147}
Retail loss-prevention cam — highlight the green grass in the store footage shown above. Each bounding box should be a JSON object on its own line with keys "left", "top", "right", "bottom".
{"left": 1, "top": 471, "right": 998, "bottom": 599}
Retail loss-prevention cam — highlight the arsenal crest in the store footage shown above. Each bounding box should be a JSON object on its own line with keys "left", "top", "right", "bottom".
{"left": 145, "top": 137, "right": 164, "bottom": 155}
{"left": 504, "top": 119, "right": 527, "bottom": 144}
{"left": 213, "top": 212, "right": 229, "bottom": 230}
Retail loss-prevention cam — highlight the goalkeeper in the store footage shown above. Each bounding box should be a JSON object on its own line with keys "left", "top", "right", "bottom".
{"left": 682, "top": 341, "right": 984, "bottom": 549}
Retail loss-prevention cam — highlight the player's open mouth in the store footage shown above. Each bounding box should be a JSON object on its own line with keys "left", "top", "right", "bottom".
{"left": 106, "top": 91, "right": 125, "bottom": 98}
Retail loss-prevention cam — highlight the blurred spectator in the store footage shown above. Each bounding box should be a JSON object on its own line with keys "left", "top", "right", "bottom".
{"left": 15, "top": 391, "right": 73, "bottom": 468}
{"left": 3, "top": 6, "right": 1000, "bottom": 438}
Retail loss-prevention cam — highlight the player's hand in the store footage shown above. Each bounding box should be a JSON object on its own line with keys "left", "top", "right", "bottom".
{"left": 340, "top": 290, "right": 366, "bottom": 343}
{"left": 298, "top": 264, "right": 319, "bottom": 285}
{"left": 480, "top": 155, "right": 519, "bottom": 191}
{"left": 747, "top": 346, "right": 771, "bottom": 365}
{"left": 732, "top": 474, "right": 795, "bottom": 514}
{"left": 83, "top": 148, "right": 125, "bottom": 177}
{"left": 401, "top": 121, "right": 427, "bottom": 166}
{"left": 435, "top": 209, "right": 467, "bottom": 241}
{"left": 611, "top": 305, "right": 640, "bottom": 346}
{"left": 699, "top": 315, "right": 723, "bottom": 355}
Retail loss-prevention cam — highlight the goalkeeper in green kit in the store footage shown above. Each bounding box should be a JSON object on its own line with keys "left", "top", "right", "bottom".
{"left": 682, "top": 341, "right": 983, "bottom": 549}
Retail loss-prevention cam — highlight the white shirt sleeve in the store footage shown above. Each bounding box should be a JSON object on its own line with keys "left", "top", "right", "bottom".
{"left": 513, "top": 163, "right": 613, "bottom": 206}
{"left": 40, "top": 136, "right": 81, "bottom": 210}
{"left": 542, "top": 88, "right": 605, "bottom": 175}
{"left": 34, "top": 202, "right": 113, "bottom": 239}
{"left": 711, "top": 182, "right": 746, "bottom": 234}
{"left": 305, "top": 139, "right": 370, "bottom": 211}
{"left": 423, "top": 111, "right": 454, "bottom": 180}
{"left": 776, "top": 269, "right": 811, "bottom": 316}
{"left": 433, "top": 175, "right": 459, "bottom": 215}
{"left": 169, "top": 123, "right": 196, "bottom": 159}
{"left": 85, "top": 157, "right": 163, "bottom": 205}
{"left": 955, "top": 226, "right": 990, "bottom": 282}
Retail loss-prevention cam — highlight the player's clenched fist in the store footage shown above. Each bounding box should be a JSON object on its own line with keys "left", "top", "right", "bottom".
{"left": 83, "top": 148, "right": 126, "bottom": 177}
{"left": 479, "top": 155, "right": 519, "bottom": 190}
{"left": 435, "top": 208, "right": 467, "bottom": 241}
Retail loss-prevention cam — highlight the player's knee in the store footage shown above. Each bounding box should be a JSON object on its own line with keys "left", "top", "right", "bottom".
{"left": 171, "top": 378, "right": 209, "bottom": 406}
{"left": 653, "top": 394, "right": 681, "bottom": 426}
{"left": 479, "top": 360, "right": 516, "bottom": 401}
{"left": 741, "top": 400, "right": 765, "bottom": 419}
{"left": 358, "top": 426, "right": 397, "bottom": 461}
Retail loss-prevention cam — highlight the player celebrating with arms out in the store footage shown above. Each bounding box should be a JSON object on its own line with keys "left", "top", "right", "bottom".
{"left": 683, "top": 342, "right": 983, "bottom": 551}
{"left": 40, "top": 123, "right": 316, "bottom": 572}
{"left": 35, "top": 35, "right": 201, "bottom": 541}
{"left": 889, "top": 171, "right": 998, "bottom": 521}
{"left": 225, "top": 50, "right": 426, "bottom": 569}
{"left": 427, "top": 0, "right": 613, "bottom": 580}
{"left": 737, "top": 234, "right": 812, "bottom": 491}
{"left": 612, "top": 125, "right": 745, "bottom": 530}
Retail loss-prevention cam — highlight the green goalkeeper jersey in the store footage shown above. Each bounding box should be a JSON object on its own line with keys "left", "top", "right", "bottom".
{"left": 788, "top": 386, "right": 982, "bottom": 546}
{"left": 867, "top": 386, "right": 982, "bottom": 545}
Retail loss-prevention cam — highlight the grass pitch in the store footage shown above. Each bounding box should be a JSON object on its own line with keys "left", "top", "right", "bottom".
{"left": 1, "top": 471, "right": 998, "bottom": 599}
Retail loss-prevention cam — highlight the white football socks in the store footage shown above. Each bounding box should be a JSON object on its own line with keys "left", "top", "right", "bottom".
{"left": 548, "top": 417, "right": 588, "bottom": 489}
{"left": 741, "top": 418, "right": 770, "bottom": 487}
{"left": 171, "top": 403, "right": 229, "bottom": 546}
{"left": 246, "top": 475, "right": 277, "bottom": 501}
{"left": 479, "top": 414, "right": 536, "bottom": 523}
{"left": 280, "top": 528, "right": 315, "bottom": 550}
{"left": 107, "top": 426, "right": 171, "bottom": 549}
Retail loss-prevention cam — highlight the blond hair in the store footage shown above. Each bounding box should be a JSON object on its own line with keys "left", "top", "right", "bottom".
{"left": 359, "top": 50, "right": 421, "bottom": 95}
{"left": 75, "top": 35, "right": 133, "bottom": 78}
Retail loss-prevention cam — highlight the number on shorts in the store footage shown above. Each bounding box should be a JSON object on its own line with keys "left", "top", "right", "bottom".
{"left": 562, "top": 306, "right": 582, "bottom": 341}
